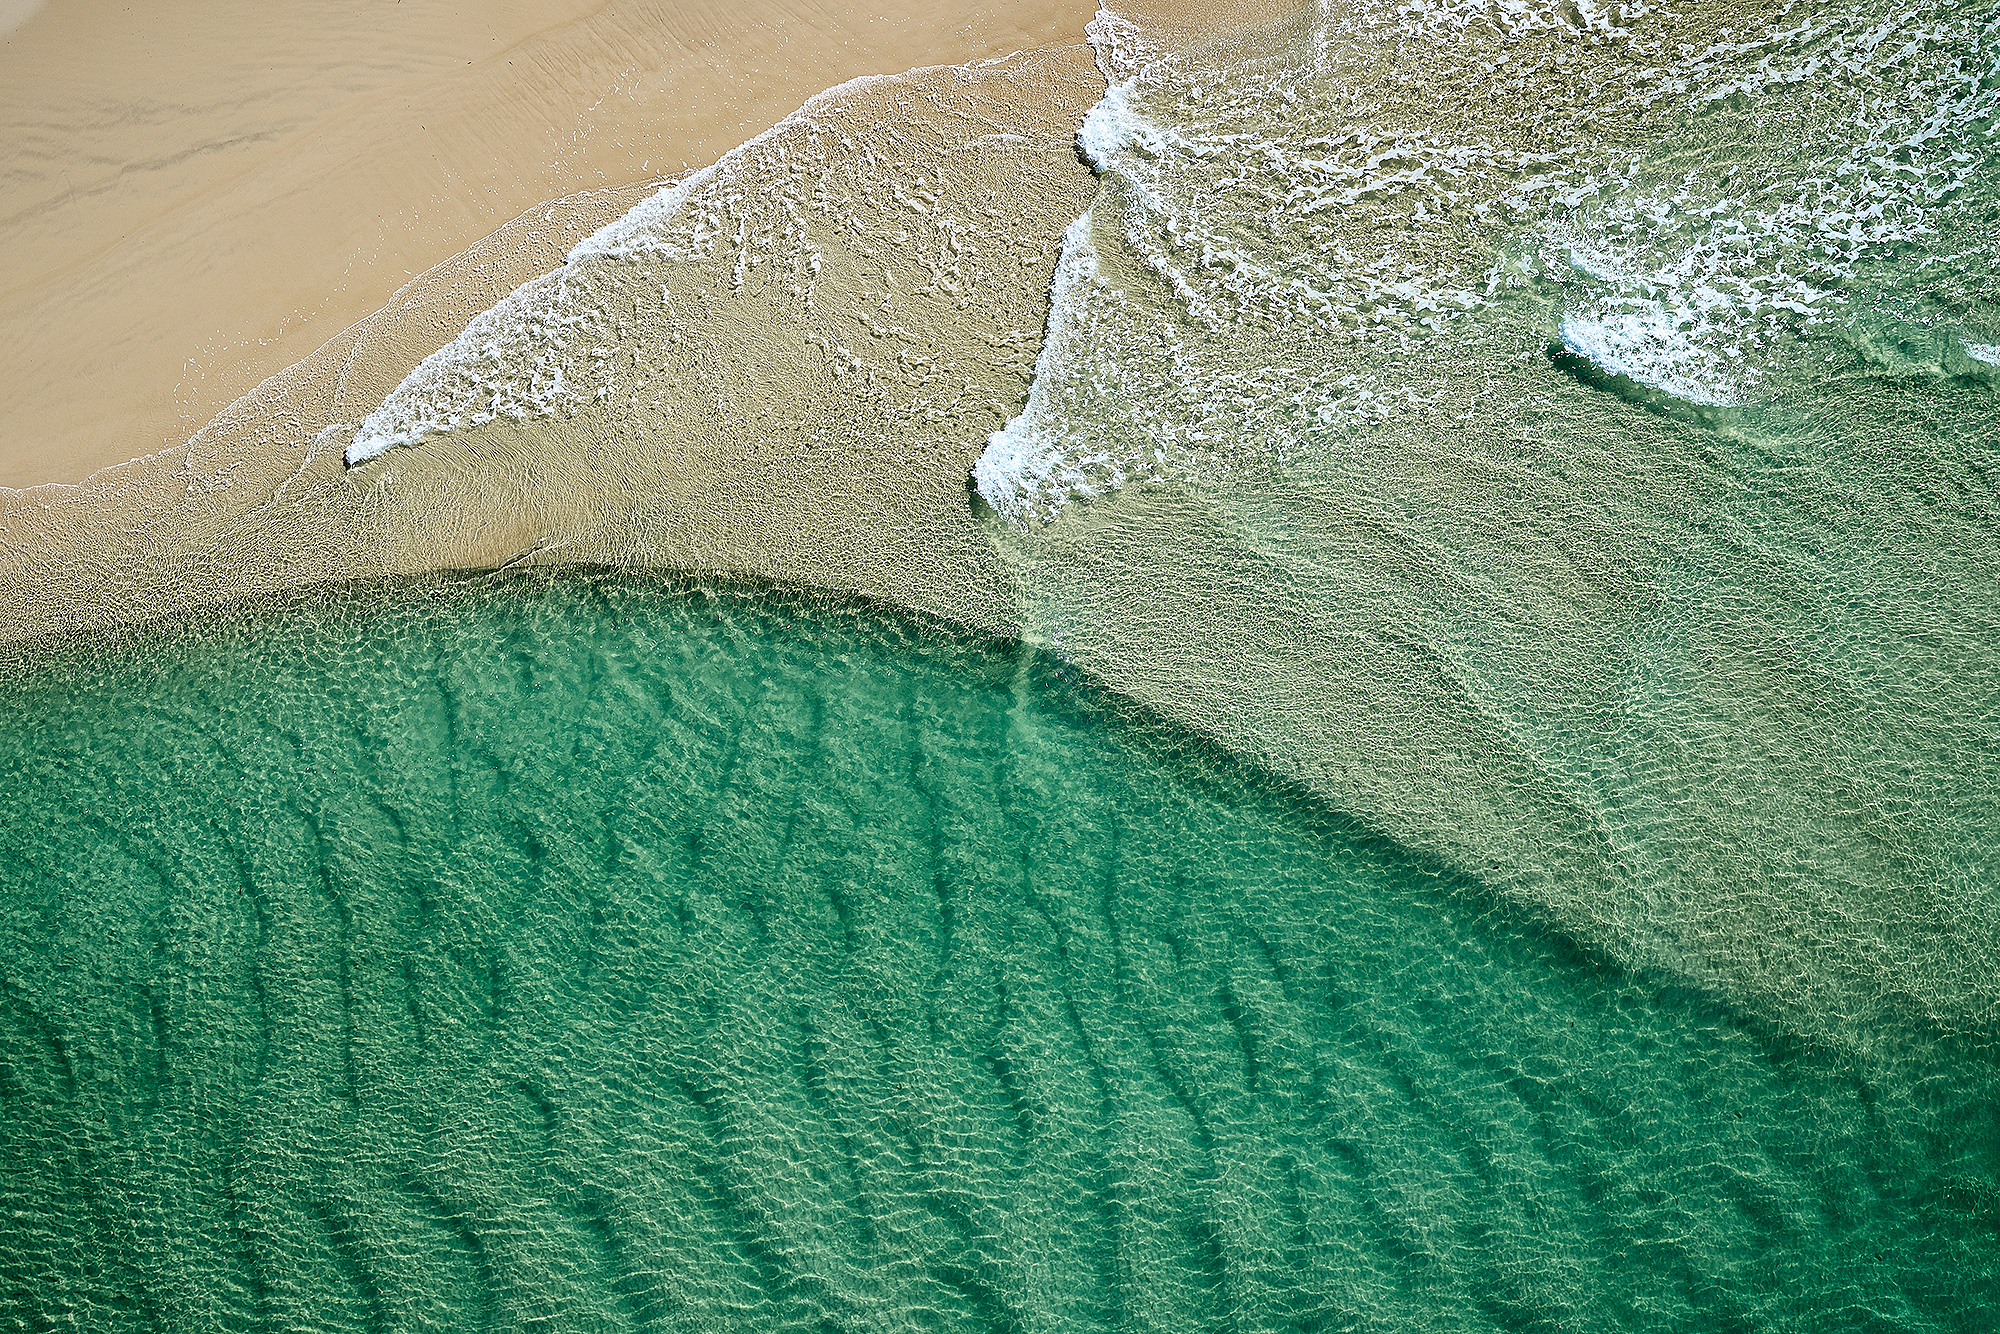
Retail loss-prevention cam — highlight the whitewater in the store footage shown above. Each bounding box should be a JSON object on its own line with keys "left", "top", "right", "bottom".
{"left": 315, "top": 0, "right": 2000, "bottom": 1056}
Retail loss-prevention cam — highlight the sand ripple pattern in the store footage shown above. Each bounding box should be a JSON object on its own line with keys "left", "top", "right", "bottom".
{"left": 2, "top": 575, "right": 1995, "bottom": 1331}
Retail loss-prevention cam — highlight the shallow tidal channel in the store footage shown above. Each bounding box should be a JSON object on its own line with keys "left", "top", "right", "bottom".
{"left": 0, "top": 572, "right": 1995, "bottom": 1331}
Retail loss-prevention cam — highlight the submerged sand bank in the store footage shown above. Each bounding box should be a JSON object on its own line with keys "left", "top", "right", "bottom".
{"left": 5, "top": 0, "right": 1993, "bottom": 1065}
{"left": 0, "top": 0, "right": 1096, "bottom": 488}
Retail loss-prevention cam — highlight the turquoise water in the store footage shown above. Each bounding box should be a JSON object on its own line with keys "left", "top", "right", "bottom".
{"left": 7, "top": 0, "right": 2000, "bottom": 1322}
{"left": 322, "top": 0, "right": 2000, "bottom": 1058}
{"left": 2, "top": 573, "right": 1996, "bottom": 1330}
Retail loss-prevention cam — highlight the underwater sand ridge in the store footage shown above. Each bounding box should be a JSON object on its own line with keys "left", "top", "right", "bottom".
{"left": 5, "top": 0, "right": 1996, "bottom": 1072}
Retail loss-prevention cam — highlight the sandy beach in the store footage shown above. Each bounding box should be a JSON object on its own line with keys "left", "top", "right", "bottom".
{"left": 0, "top": 0, "right": 1098, "bottom": 490}
{"left": 0, "top": 1, "right": 1134, "bottom": 653}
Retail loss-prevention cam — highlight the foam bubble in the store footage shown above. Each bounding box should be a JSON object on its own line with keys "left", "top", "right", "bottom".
{"left": 564, "top": 68, "right": 899, "bottom": 266}
{"left": 344, "top": 268, "right": 585, "bottom": 465}
{"left": 1557, "top": 306, "right": 1743, "bottom": 405}
{"left": 346, "top": 66, "right": 958, "bottom": 468}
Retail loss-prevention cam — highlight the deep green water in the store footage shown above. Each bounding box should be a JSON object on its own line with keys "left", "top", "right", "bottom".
{"left": 2, "top": 574, "right": 1996, "bottom": 1331}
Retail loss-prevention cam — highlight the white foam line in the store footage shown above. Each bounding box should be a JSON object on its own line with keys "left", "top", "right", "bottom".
{"left": 1557, "top": 307, "right": 1742, "bottom": 406}
{"left": 345, "top": 58, "right": 1023, "bottom": 467}
{"left": 972, "top": 213, "right": 1107, "bottom": 523}
{"left": 564, "top": 66, "right": 915, "bottom": 265}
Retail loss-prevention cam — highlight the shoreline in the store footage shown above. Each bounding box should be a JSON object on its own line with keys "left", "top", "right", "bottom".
{"left": 0, "top": 0, "right": 1100, "bottom": 490}
{"left": 0, "top": 41, "right": 1109, "bottom": 650}
{"left": 0, "top": 0, "right": 1277, "bottom": 650}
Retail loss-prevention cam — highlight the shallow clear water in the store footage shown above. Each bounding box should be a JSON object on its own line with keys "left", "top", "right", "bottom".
{"left": 2, "top": 574, "right": 1996, "bottom": 1330}
{"left": 6, "top": 0, "right": 2000, "bottom": 1322}
{"left": 970, "top": 0, "right": 2000, "bottom": 1052}
{"left": 313, "top": 0, "right": 2000, "bottom": 1056}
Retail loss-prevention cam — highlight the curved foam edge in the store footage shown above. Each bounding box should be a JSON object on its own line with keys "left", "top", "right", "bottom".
{"left": 345, "top": 65, "right": 969, "bottom": 469}
{"left": 972, "top": 213, "right": 1110, "bottom": 524}
{"left": 971, "top": 8, "right": 1151, "bottom": 527}
{"left": 1, "top": 41, "right": 1107, "bottom": 653}
{"left": 1556, "top": 307, "right": 1744, "bottom": 407}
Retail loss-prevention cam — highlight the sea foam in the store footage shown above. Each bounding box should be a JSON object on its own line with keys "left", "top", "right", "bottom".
{"left": 344, "top": 70, "right": 909, "bottom": 468}
{"left": 972, "top": 215, "right": 1113, "bottom": 523}
{"left": 1557, "top": 306, "right": 1744, "bottom": 405}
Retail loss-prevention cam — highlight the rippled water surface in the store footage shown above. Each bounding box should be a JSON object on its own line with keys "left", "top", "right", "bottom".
{"left": 2, "top": 575, "right": 1996, "bottom": 1330}
{"left": 301, "top": 0, "right": 2000, "bottom": 1057}
{"left": 5, "top": 0, "right": 2000, "bottom": 1323}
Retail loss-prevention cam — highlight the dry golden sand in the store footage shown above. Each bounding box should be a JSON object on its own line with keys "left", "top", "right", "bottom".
{"left": 0, "top": 0, "right": 1097, "bottom": 488}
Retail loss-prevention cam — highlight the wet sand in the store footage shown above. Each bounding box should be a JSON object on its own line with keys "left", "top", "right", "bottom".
{"left": 0, "top": 41, "right": 1108, "bottom": 648}
{"left": 0, "top": 0, "right": 1097, "bottom": 489}
{"left": 0, "top": 0, "right": 1297, "bottom": 655}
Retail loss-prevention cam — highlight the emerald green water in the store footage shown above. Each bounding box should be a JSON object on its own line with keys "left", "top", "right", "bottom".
{"left": 2, "top": 574, "right": 1996, "bottom": 1331}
